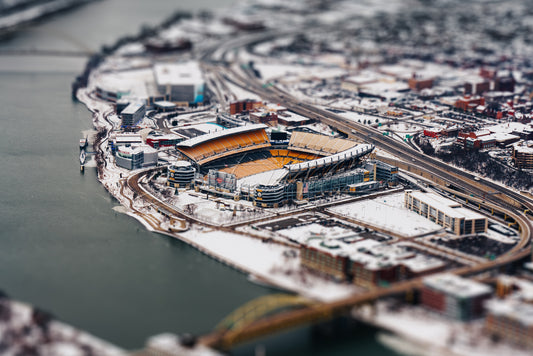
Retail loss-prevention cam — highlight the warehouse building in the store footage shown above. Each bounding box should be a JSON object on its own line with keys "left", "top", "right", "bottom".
{"left": 404, "top": 190, "right": 488, "bottom": 235}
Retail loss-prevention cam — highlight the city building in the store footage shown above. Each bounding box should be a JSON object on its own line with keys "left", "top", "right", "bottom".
{"left": 421, "top": 274, "right": 492, "bottom": 321}
{"left": 464, "top": 80, "right": 491, "bottom": 95}
{"left": 121, "top": 102, "right": 146, "bottom": 128}
{"left": 300, "top": 238, "right": 374, "bottom": 282}
{"left": 512, "top": 141, "right": 533, "bottom": 169}
{"left": 153, "top": 62, "right": 205, "bottom": 105}
{"left": 116, "top": 146, "right": 144, "bottom": 170}
{"left": 454, "top": 95, "right": 485, "bottom": 111}
{"left": 250, "top": 111, "right": 278, "bottom": 126}
{"left": 229, "top": 99, "right": 261, "bottom": 115}
{"left": 167, "top": 161, "right": 196, "bottom": 188}
{"left": 277, "top": 114, "right": 310, "bottom": 127}
{"left": 457, "top": 130, "right": 495, "bottom": 149}
{"left": 408, "top": 75, "right": 433, "bottom": 91}
{"left": 404, "top": 190, "right": 488, "bottom": 235}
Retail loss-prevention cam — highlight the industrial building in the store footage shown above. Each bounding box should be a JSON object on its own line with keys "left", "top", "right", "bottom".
{"left": 153, "top": 62, "right": 205, "bottom": 105}
{"left": 421, "top": 274, "right": 492, "bottom": 321}
{"left": 404, "top": 190, "right": 488, "bottom": 235}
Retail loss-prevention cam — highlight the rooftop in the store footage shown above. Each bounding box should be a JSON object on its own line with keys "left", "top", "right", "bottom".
{"left": 122, "top": 102, "right": 144, "bottom": 115}
{"left": 153, "top": 61, "right": 204, "bottom": 86}
{"left": 485, "top": 298, "right": 533, "bottom": 326}
{"left": 423, "top": 273, "right": 492, "bottom": 299}
{"left": 406, "top": 191, "right": 486, "bottom": 220}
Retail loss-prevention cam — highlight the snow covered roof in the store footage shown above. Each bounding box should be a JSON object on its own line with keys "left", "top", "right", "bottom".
{"left": 153, "top": 61, "right": 204, "bottom": 86}
{"left": 154, "top": 100, "right": 177, "bottom": 108}
{"left": 122, "top": 102, "right": 144, "bottom": 115}
{"left": 147, "top": 133, "right": 183, "bottom": 140}
{"left": 406, "top": 191, "right": 486, "bottom": 220}
{"left": 513, "top": 141, "right": 533, "bottom": 154}
{"left": 423, "top": 274, "right": 492, "bottom": 299}
{"left": 285, "top": 144, "right": 374, "bottom": 172}
{"left": 485, "top": 298, "right": 533, "bottom": 326}
{"left": 118, "top": 146, "right": 143, "bottom": 155}
{"left": 177, "top": 124, "right": 267, "bottom": 148}
{"left": 112, "top": 133, "right": 143, "bottom": 145}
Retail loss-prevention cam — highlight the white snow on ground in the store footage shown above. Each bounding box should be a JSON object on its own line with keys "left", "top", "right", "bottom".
{"left": 180, "top": 228, "right": 361, "bottom": 302}
{"left": 328, "top": 192, "right": 443, "bottom": 237}
{"left": 254, "top": 63, "right": 310, "bottom": 82}
{"left": 358, "top": 301, "right": 533, "bottom": 356}
{"left": 224, "top": 80, "right": 261, "bottom": 101}
{"left": 485, "top": 226, "right": 520, "bottom": 244}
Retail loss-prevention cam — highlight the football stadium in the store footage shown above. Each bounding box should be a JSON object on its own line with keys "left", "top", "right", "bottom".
{"left": 167, "top": 123, "right": 397, "bottom": 207}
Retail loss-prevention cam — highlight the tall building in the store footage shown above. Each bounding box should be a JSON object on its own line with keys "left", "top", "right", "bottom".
{"left": 121, "top": 102, "right": 146, "bottom": 128}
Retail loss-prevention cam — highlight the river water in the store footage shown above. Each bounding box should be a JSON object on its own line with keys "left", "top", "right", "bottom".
{"left": 0, "top": 1, "right": 403, "bottom": 354}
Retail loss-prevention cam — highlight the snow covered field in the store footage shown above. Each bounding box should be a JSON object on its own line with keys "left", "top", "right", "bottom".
{"left": 327, "top": 192, "right": 444, "bottom": 237}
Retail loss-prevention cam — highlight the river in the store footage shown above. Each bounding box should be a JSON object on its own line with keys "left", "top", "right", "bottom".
{"left": 0, "top": 1, "right": 403, "bottom": 354}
